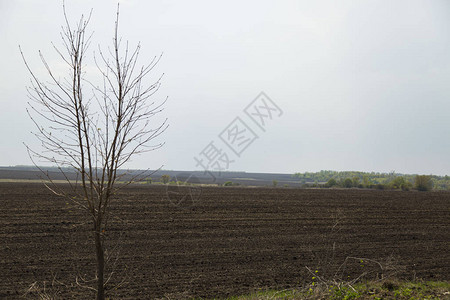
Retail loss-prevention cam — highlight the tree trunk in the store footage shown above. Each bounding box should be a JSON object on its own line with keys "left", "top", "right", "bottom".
{"left": 95, "top": 228, "right": 105, "bottom": 300}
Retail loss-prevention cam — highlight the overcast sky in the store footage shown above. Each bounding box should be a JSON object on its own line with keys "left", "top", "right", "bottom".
{"left": 1, "top": 0, "right": 450, "bottom": 175}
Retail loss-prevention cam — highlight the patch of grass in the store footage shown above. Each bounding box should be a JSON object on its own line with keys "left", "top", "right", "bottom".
{"left": 225, "top": 289, "right": 301, "bottom": 300}
{"left": 362, "top": 280, "right": 450, "bottom": 300}
{"left": 218, "top": 281, "right": 450, "bottom": 300}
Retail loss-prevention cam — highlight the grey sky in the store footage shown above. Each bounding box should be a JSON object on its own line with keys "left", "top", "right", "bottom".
{"left": 1, "top": 0, "right": 450, "bottom": 175}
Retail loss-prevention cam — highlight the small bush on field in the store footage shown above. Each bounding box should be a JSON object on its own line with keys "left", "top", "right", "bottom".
{"left": 342, "top": 178, "right": 353, "bottom": 188}
{"left": 326, "top": 178, "right": 337, "bottom": 188}
{"left": 388, "top": 176, "right": 413, "bottom": 191}
{"left": 160, "top": 174, "right": 170, "bottom": 184}
{"left": 224, "top": 181, "right": 233, "bottom": 186}
{"left": 352, "top": 177, "right": 360, "bottom": 187}
{"left": 401, "top": 181, "right": 412, "bottom": 191}
{"left": 389, "top": 176, "right": 405, "bottom": 189}
{"left": 415, "top": 175, "right": 433, "bottom": 191}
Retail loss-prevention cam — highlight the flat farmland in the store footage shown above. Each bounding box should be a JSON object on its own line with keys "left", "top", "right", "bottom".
{"left": 1, "top": 183, "right": 449, "bottom": 299}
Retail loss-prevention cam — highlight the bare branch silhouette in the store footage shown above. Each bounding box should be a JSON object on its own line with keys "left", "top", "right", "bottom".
{"left": 20, "top": 3, "right": 167, "bottom": 299}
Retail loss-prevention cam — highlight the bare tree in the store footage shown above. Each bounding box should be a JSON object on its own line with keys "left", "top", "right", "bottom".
{"left": 20, "top": 3, "right": 167, "bottom": 299}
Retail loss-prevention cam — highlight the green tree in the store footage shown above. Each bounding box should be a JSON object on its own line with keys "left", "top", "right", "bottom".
{"left": 401, "top": 181, "right": 412, "bottom": 191}
{"left": 362, "top": 175, "right": 371, "bottom": 188}
{"left": 161, "top": 174, "right": 170, "bottom": 184}
{"left": 352, "top": 176, "right": 360, "bottom": 187}
{"left": 389, "top": 176, "right": 405, "bottom": 189}
{"left": 343, "top": 178, "right": 353, "bottom": 188}
{"left": 326, "top": 178, "right": 337, "bottom": 187}
{"left": 272, "top": 180, "right": 278, "bottom": 187}
{"left": 415, "top": 175, "right": 433, "bottom": 191}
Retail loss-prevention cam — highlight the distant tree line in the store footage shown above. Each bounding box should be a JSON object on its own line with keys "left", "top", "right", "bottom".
{"left": 293, "top": 170, "right": 444, "bottom": 191}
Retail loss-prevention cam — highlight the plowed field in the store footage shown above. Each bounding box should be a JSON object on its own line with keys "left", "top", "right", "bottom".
{"left": 1, "top": 183, "right": 449, "bottom": 298}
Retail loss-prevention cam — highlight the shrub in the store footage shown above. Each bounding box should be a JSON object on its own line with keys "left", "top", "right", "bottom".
{"left": 415, "top": 175, "right": 433, "bottom": 191}
{"left": 362, "top": 175, "right": 372, "bottom": 188}
{"left": 272, "top": 180, "right": 278, "bottom": 187}
{"left": 160, "top": 174, "right": 170, "bottom": 184}
{"left": 343, "top": 178, "right": 353, "bottom": 188}
{"left": 352, "top": 176, "right": 360, "bottom": 187}
{"left": 326, "top": 178, "right": 337, "bottom": 187}
{"left": 401, "top": 181, "right": 412, "bottom": 191}
{"left": 389, "top": 176, "right": 405, "bottom": 189}
{"left": 224, "top": 181, "right": 233, "bottom": 186}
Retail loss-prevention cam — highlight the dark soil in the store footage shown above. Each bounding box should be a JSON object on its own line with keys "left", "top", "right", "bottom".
{"left": 1, "top": 183, "right": 449, "bottom": 299}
